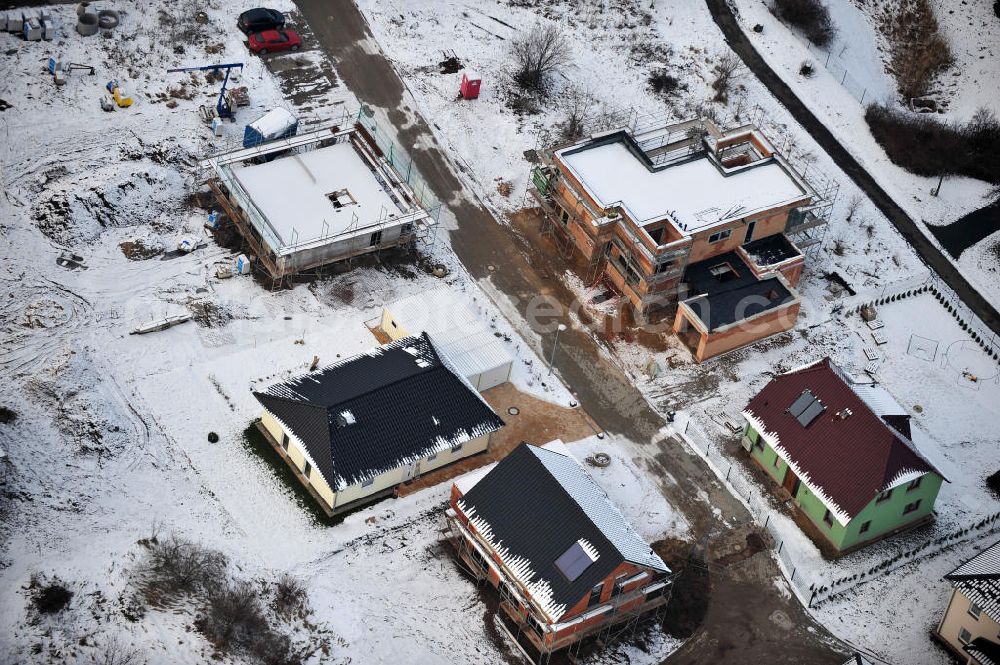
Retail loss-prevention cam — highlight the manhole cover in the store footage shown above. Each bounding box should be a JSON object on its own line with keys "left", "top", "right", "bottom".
{"left": 507, "top": 406, "right": 520, "bottom": 416}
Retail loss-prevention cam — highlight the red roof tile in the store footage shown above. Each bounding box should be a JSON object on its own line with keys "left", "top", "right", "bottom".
{"left": 742, "top": 357, "right": 944, "bottom": 522}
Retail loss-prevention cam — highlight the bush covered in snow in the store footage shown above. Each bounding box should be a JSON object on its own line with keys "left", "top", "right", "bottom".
{"left": 771, "top": 0, "right": 836, "bottom": 47}
{"left": 866, "top": 104, "right": 1000, "bottom": 184}
{"left": 877, "top": 0, "right": 953, "bottom": 99}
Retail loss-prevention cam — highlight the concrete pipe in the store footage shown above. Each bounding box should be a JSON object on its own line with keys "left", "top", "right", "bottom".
{"left": 76, "top": 12, "right": 98, "bottom": 36}
{"left": 76, "top": 2, "right": 91, "bottom": 17}
{"left": 97, "top": 10, "right": 120, "bottom": 30}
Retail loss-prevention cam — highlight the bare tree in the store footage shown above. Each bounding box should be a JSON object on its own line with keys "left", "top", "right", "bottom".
{"left": 510, "top": 23, "right": 573, "bottom": 94}
{"left": 844, "top": 193, "right": 864, "bottom": 222}
{"left": 711, "top": 52, "right": 742, "bottom": 103}
{"left": 94, "top": 637, "right": 145, "bottom": 665}
{"left": 559, "top": 87, "right": 597, "bottom": 141}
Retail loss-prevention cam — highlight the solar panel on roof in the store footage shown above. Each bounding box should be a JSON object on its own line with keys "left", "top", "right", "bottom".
{"left": 788, "top": 391, "right": 814, "bottom": 418}
{"left": 797, "top": 399, "right": 826, "bottom": 427}
{"left": 555, "top": 540, "right": 597, "bottom": 582}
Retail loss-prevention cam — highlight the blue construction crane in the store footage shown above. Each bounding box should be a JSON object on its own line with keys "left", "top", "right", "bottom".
{"left": 166, "top": 62, "right": 244, "bottom": 121}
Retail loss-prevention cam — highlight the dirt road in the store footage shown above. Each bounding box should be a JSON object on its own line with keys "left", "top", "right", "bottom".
{"left": 292, "top": 1, "right": 849, "bottom": 662}
{"left": 705, "top": 0, "right": 1000, "bottom": 336}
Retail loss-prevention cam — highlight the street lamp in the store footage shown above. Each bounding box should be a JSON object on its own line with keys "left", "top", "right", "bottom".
{"left": 548, "top": 323, "right": 567, "bottom": 374}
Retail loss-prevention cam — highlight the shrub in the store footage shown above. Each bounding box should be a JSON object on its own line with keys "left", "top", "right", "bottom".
{"left": 509, "top": 24, "right": 572, "bottom": 94}
{"left": 198, "top": 582, "right": 292, "bottom": 665}
{"left": 648, "top": 70, "right": 681, "bottom": 96}
{"left": 771, "top": 0, "right": 836, "bottom": 47}
{"left": 29, "top": 577, "right": 73, "bottom": 614}
{"left": 866, "top": 104, "right": 1000, "bottom": 184}
{"left": 879, "top": 0, "right": 952, "bottom": 98}
{"left": 137, "top": 535, "right": 227, "bottom": 605}
{"left": 272, "top": 574, "right": 308, "bottom": 619}
{"left": 799, "top": 61, "right": 815, "bottom": 77}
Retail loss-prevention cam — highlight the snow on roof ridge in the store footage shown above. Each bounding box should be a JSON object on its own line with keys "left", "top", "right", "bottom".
{"left": 527, "top": 445, "right": 667, "bottom": 572}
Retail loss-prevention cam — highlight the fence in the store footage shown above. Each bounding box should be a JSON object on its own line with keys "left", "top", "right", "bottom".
{"left": 802, "top": 41, "right": 888, "bottom": 107}
{"left": 675, "top": 417, "right": 1000, "bottom": 610}
{"left": 841, "top": 270, "right": 1000, "bottom": 363}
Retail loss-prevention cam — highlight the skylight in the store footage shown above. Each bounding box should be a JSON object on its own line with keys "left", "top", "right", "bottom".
{"left": 554, "top": 539, "right": 599, "bottom": 581}
{"left": 788, "top": 390, "right": 825, "bottom": 427}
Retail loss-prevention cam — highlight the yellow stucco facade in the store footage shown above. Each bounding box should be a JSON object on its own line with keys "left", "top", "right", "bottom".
{"left": 260, "top": 408, "right": 491, "bottom": 514}
{"left": 936, "top": 587, "right": 1000, "bottom": 663}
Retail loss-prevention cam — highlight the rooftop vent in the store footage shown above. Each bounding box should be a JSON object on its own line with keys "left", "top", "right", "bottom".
{"left": 787, "top": 390, "right": 825, "bottom": 427}
{"left": 337, "top": 410, "right": 356, "bottom": 427}
{"left": 836, "top": 408, "right": 853, "bottom": 420}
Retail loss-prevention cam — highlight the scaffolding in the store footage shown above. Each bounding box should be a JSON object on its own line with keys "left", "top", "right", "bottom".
{"left": 198, "top": 110, "right": 441, "bottom": 285}
{"left": 446, "top": 514, "right": 675, "bottom": 665}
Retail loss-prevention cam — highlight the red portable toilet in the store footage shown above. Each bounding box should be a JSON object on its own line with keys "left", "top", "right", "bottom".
{"left": 460, "top": 70, "right": 481, "bottom": 100}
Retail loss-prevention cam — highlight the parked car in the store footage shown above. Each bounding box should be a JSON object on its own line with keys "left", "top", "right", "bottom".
{"left": 237, "top": 8, "right": 285, "bottom": 34}
{"left": 247, "top": 29, "right": 302, "bottom": 55}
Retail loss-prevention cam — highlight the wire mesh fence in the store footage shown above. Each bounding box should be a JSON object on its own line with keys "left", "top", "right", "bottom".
{"left": 677, "top": 417, "right": 1000, "bottom": 610}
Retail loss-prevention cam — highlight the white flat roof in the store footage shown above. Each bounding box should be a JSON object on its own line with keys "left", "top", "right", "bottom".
{"left": 387, "top": 288, "right": 513, "bottom": 379}
{"left": 232, "top": 141, "right": 405, "bottom": 246}
{"left": 558, "top": 139, "right": 807, "bottom": 232}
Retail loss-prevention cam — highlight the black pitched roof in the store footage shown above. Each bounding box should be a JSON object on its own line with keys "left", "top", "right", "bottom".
{"left": 253, "top": 333, "right": 504, "bottom": 490}
{"left": 966, "top": 638, "right": 1000, "bottom": 665}
{"left": 458, "top": 444, "right": 667, "bottom": 621}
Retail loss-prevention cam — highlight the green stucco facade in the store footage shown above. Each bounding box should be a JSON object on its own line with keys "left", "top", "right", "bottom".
{"left": 744, "top": 422, "right": 943, "bottom": 552}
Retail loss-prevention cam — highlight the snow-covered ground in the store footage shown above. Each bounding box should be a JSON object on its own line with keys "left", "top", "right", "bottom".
{"left": 353, "top": 1, "right": 1000, "bottom": 662}
{"left": 0, "top": 2, "right": 671, "bottom": 664}
{"left": 647, "top": 285, "right": 1000, "bottom": 665}
{"left": 729, "top": 0, "right": 1000, "bottom": 305}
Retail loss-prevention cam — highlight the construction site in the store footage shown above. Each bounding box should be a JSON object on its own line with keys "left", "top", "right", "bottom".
{"left": 200, "top": 108, "right": 441, "bottom": 284}
{"left": 528, "top": 112, "right": 837, "bottom": 359}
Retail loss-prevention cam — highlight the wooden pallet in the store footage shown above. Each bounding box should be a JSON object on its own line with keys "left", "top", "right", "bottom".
{"left": 866, "top": 318, "right": 885, "bottom": 330}
{"left": 864, "top": 346, "right": 879, "bottom": 361}
{"left": 865, "top": 360, "right": 879, "bottom": 375}
{"left": 872, "top": 330, "right": 888, "bottom": 345}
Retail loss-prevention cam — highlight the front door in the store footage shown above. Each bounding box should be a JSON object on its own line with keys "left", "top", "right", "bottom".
{"left": 782, "top": 466, "right": 800, "bottom": 497}
{"left": 744, "top": 220, "right": 757, "bottom": 243}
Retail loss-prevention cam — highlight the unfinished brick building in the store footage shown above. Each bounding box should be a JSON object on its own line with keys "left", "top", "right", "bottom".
{"left": 530, "top": 117, "right": 834, "bottom": 361}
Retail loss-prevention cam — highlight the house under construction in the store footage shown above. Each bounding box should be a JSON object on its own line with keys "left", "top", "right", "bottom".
{"left": 201, "top": 112, "right": 439, "bottom": 282}
{"left": 529, "top": 116, "right": 836, "bottom": 361}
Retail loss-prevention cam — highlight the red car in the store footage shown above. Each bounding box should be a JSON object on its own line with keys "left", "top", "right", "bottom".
{"left": 248, "top": 29, "right": 301, "bottom": 55}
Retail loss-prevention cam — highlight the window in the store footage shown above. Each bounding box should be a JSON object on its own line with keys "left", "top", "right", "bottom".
{"left": 401, "top": 223, "right": 413, "bottom": 235}
{"left": 969, "top": 603, "right": 983, "bottom": 620}
{"left": 390, "top": 320, "right": 397, "bottom": 328}
{"left": 773, "top": 454, "right": 781, "bottom": 468}
{"left": 646, "top": 226, "right": 664, "bottom": 244}
{"left": 655, "top": 260, "right": 674, "bottom": 274}
{"left": 303, "top": 461, "right": 311, "bottom": 478}
{"left": 959, "top": 627, "right": 972, "bottom": 645}
{"left": 427, "top": 451, "right": 437, "bottom": 462}
{"left": 451, "top": 443, "right": 463, "bottom": 453}
{"left": 611, "top": 574, "right": 627, "bottom": 597}
{"left": 555, "top": 541, "right": 598, "bottom": 581}
{"left": 823, "top": 509, "right": 833, "bottom": 527}
{"left": 859, "top": 520, "right": 871, "bottom": 534}
{"left": 708, "top": 228, "right": 732, "bottom": 244}
{"left": 559, "top": 208, "right": 570, "bottom": 225}
{"left": 907, "top": 476, "right": 923, "bottom": 492}
{"left": 587, "top": 583, "right": 603, "bottom": 607}
{"left": 903, "top": 499, "right": 922, "bottom": 515}
{"left": 362, "top": 476, "right": 375, "bottom": 488}
{"left": 876, "top": 488, "right": 893, "bottom": 504}
{"left": 280, "top": 432, "right": 289, "bottom": 451}
{"left": 369, "top": 230, "right": 383, "bottom": 247}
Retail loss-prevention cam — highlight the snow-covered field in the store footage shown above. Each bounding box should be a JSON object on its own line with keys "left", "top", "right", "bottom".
{"left": 729, "top": 0, "right": 1000, "bottom": 305}
{"left": 352, "top": 1, "right": 1000, "bottom": 663}
{"left": 0, "top": 2, "right": 679, "bottom": 664}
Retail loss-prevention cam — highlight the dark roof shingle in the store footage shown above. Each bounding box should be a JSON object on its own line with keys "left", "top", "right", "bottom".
{"left": 254, "top": 333, "right": 504, "bottom": 490}
{"left": 457, "top": 444, "right": 667, "bottom": 621}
